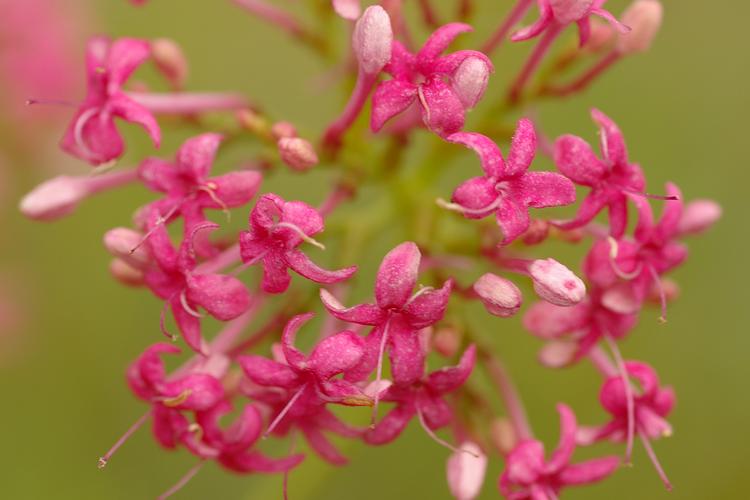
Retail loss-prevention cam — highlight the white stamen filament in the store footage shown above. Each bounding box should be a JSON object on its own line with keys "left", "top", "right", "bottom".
{"left": 416, "top": 406, "right": 479, "bottom": 457}
{"left": 605, "top": 335, "right": 635, "bottom": 465}
{"left": 275, "top": 222, "right": 325, "bottom": 250}
{"left": 73, "top": 107, "right": 103, "bottom": 162}
{"left": 156, "top": 460, "right": 206, "bottom": 500}
{"left": 370, "top": 319, "right": 391, "bottom": 428}
{"left": 436, "top": 196, "right": 502, "bottom": 216}
{"left": 180, "top": 290, "right": 203, "bottom": 319}
{"left": 264, "top": 384, "right": 307, "bottom": 438}
{"left": 607, "top": 237, "right": 643, "bottom": 280}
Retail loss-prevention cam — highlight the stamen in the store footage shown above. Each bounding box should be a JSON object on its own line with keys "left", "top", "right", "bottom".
{"left": 647, "top": 265, "right": 668, "bottom": 323}
{"left": 156, "top": 460, "right": 206, "bottom": 500}
{"left": 605, "top": 335, "right": 635, "bottom": 465}
{"left": 638, "top": 431, "right": 673, "bottom": 491}
{"left": 416, "top": 406, "right": 479, "bottom": 457}
{"left": 26, "top": 98, "right": 77, "bottom": 108}
{"left": 73, "top": 107, "right": 102, "bottom": 162}
{"left": 187, "top": 222, "right": 221, "bottom": 260}
{"left": 274, "top": 222, "right": 325, "bottom": 250}
{"left": 180, "top": 290, "right": 203, "bottom": 318}
{"left": 436, "top": 197, "right": 502, "bottom": 217}
{"left": 160, "top": 389, "right": 192, "bottom": 407}
{"left": 607, "top": 237, "right": 643, "bottom": 280}
{"left": 197, "top": 184, "right": 231, "bottom": 221}
{"left": 264, "top": 384, "right": 307, "bottom": 438}
{"left": 130, "top": 205, "right": 180, "bottom": 254}
{"left": 417, "top": 85, "right": 431, "bottom": 124}
{"left": 98, "top": 410, "right": 151, "bottom": 469}
{"left": 370, "top": 319, "right": 391, "bottom": 428}
{"left": 230, "top": 250, "right": 269, "bottom": 276}
{"left": 160, "top": 299, "right": 178, "bottom": 342}
{"left": 623, "top": 188, "right": 680, "bottom": 201}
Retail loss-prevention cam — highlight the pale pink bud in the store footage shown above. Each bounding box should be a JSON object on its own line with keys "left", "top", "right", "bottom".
{"left": 678, "top": 199, "right": 722, "bottom": 235}
{"left": 433, "top": 326, "right": 461, "bottom": 357}
{"left": 538, "top": 340, "right": 577, "bottom": 368}
{"left": 353, "top": 6, "right": 393, "bottom": 75}
{"left": 446, "top": 442, "right": 487, "bottom": 500}
{"left": 584, "top": 19, "right": 616, "bottom": 53}
{"left": 522, "top": 219, "right": 550, "bottom": 245}
{"left": 452, "top": 56, "right": 491, "bottom": 109}
{"left": 473, "top": 273, "right": 522, "bottom": 318}
{"left": 270, "top": 121, "right": 298, "bottom": 140}
{"left": 490, "top": 418, "right": 517, "bottom": 455}
{"left": 332, "top": 0, "right": 361, "bottom": 20}
{"left": 277, "top": 137, "right": 318, "bottom": 171}
{"left": 109, "top": 258, "right": 145, "bottom": 287}
{"left": 19, "top": 176, "right": 88, "bottom": 221}
{"left": 152, "top": 38, "right": 188, "bottom": 89}
{"left": 103, "top": 228, "right": 150, "bottom": 268}
{"left": 648, "top": 278, "right": 680, "bottom": 304}
{"left": 617, "top": 0, "right": 663, "bottom": 55}
{"left": 528, "top": 258, "right": 586, "bottom": 306}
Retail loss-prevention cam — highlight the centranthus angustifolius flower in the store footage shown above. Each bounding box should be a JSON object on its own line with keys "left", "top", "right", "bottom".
{"left": 19, "top": 1, "right": 720, "bottom": 498}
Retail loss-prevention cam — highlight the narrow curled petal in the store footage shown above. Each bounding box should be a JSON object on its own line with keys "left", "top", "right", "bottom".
{"left": 591, "top": 108, "right": 628, "bottom": 165}
{"left": 447, "top": 132, "right": 504, "bottom": 178}
{"left": 403, "top": 279, "right": 453, "bottom": 329}
{"left": 309, "top": 330, "right": 365, "bottom": 379}
{"left": 110, "top": 94, "right": 161, "bottom": 148}
{"left": 302, "top": 426, "right": 349, "bottom": 465}
{"left": 365, "top": 404, "right": 415, "bottom": 445}
{"left": 239, "top": 355, "right": 299, "bottom": 388}
{"left": 171, "top": 298, "right": 203, "bottom": 353}
{"left": 506, "top": 119, "right": 537, "bottom": 177}
{"left": 426, "top": 345, "right": 476, "bottom": 394}
{"left": 186, "top": 273, "right": 251, "bottom": 321}
{"left": 557, "top": 456, "right": 620, "bottom": 485}
{"left": 319, "top": 289, "right": 386, "bottom": 326}
{"left": 375, "top": 242, "right": 420, "bottom": 309}
{"left": 417, "top": 23, "right": 473, "bottom": 66}
{"left": 554, "top": 135, "right": 607, "bottom": 186}
{"left": 546, "top": 404, "right": 577, "bottom": 473}
{"left": 522, "top": 301, "right": 588, "bottom": 339}
{"left": 106, "top": 37, "right": 152, "bottom": 89}
{"left": 371, "top": 79, "right": 418, "bottom": 132}
{"left": 285, "top": 249, "right": 357, "bottom": 285}
{"left": 281, "top": 313, "right": 314, "bottom": 369}
{"left": 176, "top": 133, "right": 223, "bottom": 180}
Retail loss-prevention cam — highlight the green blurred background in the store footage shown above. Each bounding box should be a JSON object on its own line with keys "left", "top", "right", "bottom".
{"left": 1, "top": 0, "right": 748, "bottom": 498}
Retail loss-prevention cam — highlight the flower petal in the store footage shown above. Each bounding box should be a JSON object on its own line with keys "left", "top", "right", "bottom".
{"left": 202, "top": 170, "right": 262, "bottom": 208}
{"left": 506, "top": 118, "right": 537, "bottom": 177}
{"left": 175, "top": 133, "right": 222, "bottom": 181}
{"left": 554, "top": 135, "right": 607, "bottom": 186}
{"left": 557, "top": 456, "right": 620, "bottom": 485}
{"left": 110, "top": 94, "right": 161, "bottom": 147}
{"left": 365, "top": 403, "right": 415, "bottom": 445}
{"left": 171, "top": 297, "right": 203, "bottom": 353}
{"left": 419, "top": 78, "right": 466, "bottom": 136}
{"left": 137, "top": 157, "right": 179, "bottom": 193}
{"left": 106, "top": 37, "right": 151, "bottom": 90}
{"left": 239, "top": 355, "right": 299, "bottom": 389}
{"left": 496, "top": 198, "right": 530, "bottom": 245}
{"left": 426, "top": 345, "right": 476, "bottom": 394}
{"left": 522, "top": 301, "right": 589, "bottom": 339}
{"left": 546, "top": 403, "right": 577, "bottom": 474}
{"left": 281, "top": 313, "right": 314, "bottom": 369}
{"left": 260, "top": 251, "right": 292, "bottom": 294}
{"left": 375, "top": 241, "right": 421, "bottom": 309}
{"left": 220, "top": 451, "right": 305, "bottom": 473}
{"left": 447, "top": 132, "right": 505, "bottom": 178}
{"left": 285, "top": 249, "right": 357, "bottom": 285}
{"left": 371, "top": 79, "right": 418, "bottom": 132}
{"left": 516, "top": 172, "right": 576, "bottom": 208}
{"left": 302, "top": 426, "right": 348, "bottom": 465}
{"left": 186, "top": 273, "right": 251, "bottom": 321}
{"left": 450, "top": 176, "right": 500, "bottom": 219}
{"left": 417, "top": 23, "right": 473, "bottom": 66}
{"left": 403, "top": 279, "right": 453, "bottom": 329}
{"left": 591, "top": 108, "right": 628, "bottom": 165}
{"left": 309, "top": 330, "right": 365, "bottom": 379}
{"left": 388, "top": 318, "right": 425, "bottom": 386}
{"left": 319, "top": 289, "right": 386, "bottom": 325}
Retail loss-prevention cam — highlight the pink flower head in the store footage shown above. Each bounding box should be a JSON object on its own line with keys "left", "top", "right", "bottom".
{"left": 440, "top": 121, "right": 576, "bottom": 245}
{"left": 513, "top": 0, "right": 629, "bottom": 47}
{"left": 371, "top": 23, "right": 493, "bottom": 137}
{"left": 240, "top": 313, "right": 371, "bottom": 464}
{"left": 320, "top": 242, "right": 453, "bottom": 386}
{"left": 239, "top": 194, "right": 357, "bottom": 294}
{"left": 523, "top": 289, "right": 638, "bottom": 366}
{"left": 139, "top": 133, "right": 262, "bottom": 234}
{"left": 144, "top": 222, "right": 252, "bottom": 352}
{"left": 61, "top": 36, "right": 161, "bottom": 165}
{"left": 365, "top": 345, "right": 476, "bottom": 445}
{"left": 499, "top": 404, "right": 619, "bottom": 499}
{"left": 553, "top": 109, "right": 651, "bottom": 237}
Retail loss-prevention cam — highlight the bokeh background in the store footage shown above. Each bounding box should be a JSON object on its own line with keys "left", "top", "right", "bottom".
{"left": 1, "top": 0, "right": 748, "bottom": 499}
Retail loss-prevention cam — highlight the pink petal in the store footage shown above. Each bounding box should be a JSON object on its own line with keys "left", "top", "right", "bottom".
{"left": 522, "top": 301, "right": 588, "bottom": 339}
{"left": 451, "top": 176, "right": 500, "bottom": 219}
{"left": 608, "top": 194, "right": 629, "bottom": 238}
{"left": 365, "top": 404, "right": 415, "bottom": 445}
{"left": 220, "top": 451, "right": 305, "bottom": 473}
{"left": 280, "top": 200, "right": 325, "bottom": 240}
{"left": 171, "top": 297, "right": 203, "bottom": 353}
{"left": 553, "top": 189, "right": 608, "bottom": 231}
{"left": 106, "top": 37, "right": 151, "bottom": 90}
{"left": 496, "top": 198, "right": 530, "bottom": 245}
{"left": 426, "top": 345, "right": 476, "bottom": 394}
{"left": 248, "top": 193, "right": 284, "bottom": 233}
{"left": 447, "top": 132, "right": 505, "bottom": 178}
{"left": 152, "top": 405, "right": 188, "bottom": 449}
{"left": 432, "top": 50, "right": 493, "bottom": 77}
{"left": 319, "top": 289, "right": 386, "bottom": 325}
{"left": 517, "top": 172, "right": 576, "bottom": 208}
{"left": 419, "top": 78, "right": 465, "bottom": 136}
{"left": 511, "top": 5, "right": 553, "bottom": 41}
{"left": 176, "top": 133, "right": 222, "bottom": 181}
{"left": 654, "top": 182, "right": 683, "bottom": 242}
{"left": 388, "top": 318, "right": 425, "bottom": 386}
{"left": 678, "top": 199, "right": 722, "bottom": 235}
{"left": 281, "top": 313, "right": 313, "bottom": 369}
{"left": 550, "top": 0, "right": 594, "bottom": 24}
{"left": 186, "top": 273, "right": 251, "bottom": 321}
{"left": 504, "top": 440, "right": 546, "bottom": 484}
{"left": 506, "top": 118, "right": 538, "bottom": 177}
{"left": 403, "top": 279, "right": 453, "bottom": 329}
{"left": 284, "top": 249, "right": 357, "bottom": 285}
{"left": 260, "top": 251, "right": 292, "bottom": 294}
{"left": 60, "top": 108, "right": 124, "bottom": 165}
{"left": 203, "top": 170, "right": 262, "bottom": 208}
{"left": 554, "top": 135, "right": 607, "bottom": 186}
{"left": 127, "top": 343, "right": 180, "bottom": 399}
{"left": 591, "top": 108, "right": 628, "bottom": 165}
{"left": 137, "top": 157, "right": 179, "bottom": 193}
{"left": 110, "top": 94, "right": 161, "bottom": 147}
{"left": 629, "top": 191, "right": 655, "bottom": 243}
{"left": 558, "top": 456, "right": 620, "bottom": 485}
{"left": 162, "top": 373, "right": 224, "bottom": 411}
{"left": 302, "top": 426, "right": 348, "bottom": 465}
{"left": 309, "top": 330, "right": 365, "bottom": 379}
{"left": 239, "top": 355, "right": 300, "bottom": 389}
{"left": 546, "top": 403, "right": 577, "bottom": 473}
{"left": 85, "top": 36, "right": 111, "bottom": 93}
{"left": 417, "top": 23, "right": 473, "bottom": 66}
{"left": 419, "top": 394, "right": 453, "bottom": 429}
{"left": 371, "top": 79, "right": 418, "bottom": 132}
{"left": 375, "top": 242, "right": 421, "bottom": 309}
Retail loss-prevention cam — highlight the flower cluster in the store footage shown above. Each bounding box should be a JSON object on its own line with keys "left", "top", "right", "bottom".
{"left": 20, "top": 1, "right": 720, "bottom": 499}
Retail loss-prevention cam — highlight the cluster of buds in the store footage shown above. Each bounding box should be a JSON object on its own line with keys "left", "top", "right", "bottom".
{"left": 20, "top": 1, "right": 720, "bottom": 499}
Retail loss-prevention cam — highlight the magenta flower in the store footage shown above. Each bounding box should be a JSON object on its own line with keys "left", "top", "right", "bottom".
{"left": 513, "top": 0, "right": 627, "bottom": 46}
{"left": 365, "top": 345, "right": 476, "bottom": 445}
{"left": 371, "top": 23, "right": 493, "bottom": 137}
{"left": 139, "top": 133, "right": 262, "bottom": 235}
{"left": 553, "top": 109, "right": 654, "bottom": 237}
{"left": 240, "top": 313, "right": 371, "bottom": 464}
{"left": 439, "top": 120, "right": 576, "bottom": 245}
{"left": 144, "top": 222, "right": 252, "bottom": 352}
{"left": 61, "top": 36, "right": 161, "bottom": 165}
{"left": 499, "top": 404, "right": 620, "bottom": 500}
{"left": 239, "top": 194, "right": 357, "bottom": 294}
{"left": 320, "top": 241, "right": 453, "bottom": 387}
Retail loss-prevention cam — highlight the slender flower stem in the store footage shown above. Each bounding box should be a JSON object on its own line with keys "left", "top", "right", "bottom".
{"left": 588, "top": 345, "right": 618, "bottom": 377}
{"left": 322, "top": 69, "right": 378, "bottom": 152}
{"left": 482, "top": 0, "right": 534, "bottom": 54}
{"left": 85, "top": 169, "right": 139, "bottom": 194}
{"left": 195, "top": 243, "right": 241, "bottom": 275}
{"left": 542, "top": 51, "right": 621, "bottom": 97}
{"left": 127, "top": 92, "right": 249, "bottom": 114}
{"left": 507, "top": 24, "right": 563, "bottom": 103}
{"left": 156, "top": 460, "right": 206, "bottom": 500}
{"left": 482, "top": 352, "right": 533, "bottom": 441}
{"left": 97, "top": 410, "right": 152, "bottom": 469}
{"left": 318, "top": 183, "right": 354, "bottom": 218}
{"left": 233, "top": 0, "right": 325, "bottom": 53}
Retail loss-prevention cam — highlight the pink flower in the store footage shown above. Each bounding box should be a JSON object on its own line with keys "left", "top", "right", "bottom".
{"left": 513, "top": 0, "right": 628, "bottom": 46}
{"left": 439, "top": 120, "right": 576, "bottom": 245}
{"left": 553, "top": 109, "right": 652, "bottom": 237}
{"left": 239, "top": 194, "right": 357, "bottom": 294}
{"left": 61, "top": 36, "right": 161, "bottom": 165}
{"left": 240, "top": 313, "right": 371, "bottom": 464}
{"left": 365, "top": 345, "right": 475, "bottom": 445}
{"left": 499, "top": 404, "right": 620, "bottom": 500}
{"left": 371, "top": 23, "right": 492, "bottom": 137}
{"left": 144, "top": 222, "right": 252, "bottom": 352}
{"left": 320, "top": 242, "right": 453, "bottom": 386}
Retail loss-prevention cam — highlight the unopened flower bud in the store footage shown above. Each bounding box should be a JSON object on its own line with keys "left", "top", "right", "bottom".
{"left": 528, "top": 258, "right": 586, "bottom": 306}
{"left": 109, "top": 258, "right": 145, "bottom": 287}
{"left": 648, "top": 278, "right": 680, "bottom": 304}
{"left": 473, "top": 273, "right": 523, "bottom": 318}
{"left": 539, "top": 340, "right": 578, "bottom": 368}
{"left": 584, "top": 19, "right": 616, "bottom": 53}
{"left": 353, "top": 6, "right": 393, "bottom": 75}
{"left": 236, "top": 108, "right": 269, "bottom": 136}
{"left": 433, "top": 326, "right": 461, "bottom": 357}
{"left": 103, "top": 227, "right": 150, "bottom": 268}
{"left": 270, "top": 121, "right": 298, "bottom": 140}
{"left": 522, "top": 218, "right": 550, "bottom": 245}
{"left": 446, "top": 442, "right": 487, "bottom": 500}
{"left": 490, "top": 418, "right": 517, "bottom": 455}
{"left": 152, "top": 38, "right": 188, "bottom": 90}
{"left": 617, "top": 0, "right": 663, "bottom": 55}
{"left": 19, "top": 176, "right": 88, "bottom": 221}
{"left": 332, "top": 0, "right": 361, "bottom": 20}
{"left": 278, "top": 137, "right": 319, "bottom": 171}
{"left": 452, "top": 56, "right": 491, "bottom": 109}
{"left": 678, "top": 199, "right": 722, "bottom": 235}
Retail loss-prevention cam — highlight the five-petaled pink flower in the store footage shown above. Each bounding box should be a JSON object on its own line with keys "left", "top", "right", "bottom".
{"left": 499, "top": 403, "right": 620, "bottom": 500}
{"left": 554, "top": 109, "right": 654, "bottom": 238}
{"left": 239, "top": 194, "right": 357, "bottom": 294}
{"left": 320, "top": 241, "right": 453, "bottom": 387}
{"left": 61, "top": 36, "right": 161, "bottom": 165}
{"left": 440, "top": 119, "right": 576, "bottom": 245}
{"left": 371, "top": 23, "right": 492, "bottom": 137}
{"left": 513, "top": 0, "right": 628, "bottom": 46}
